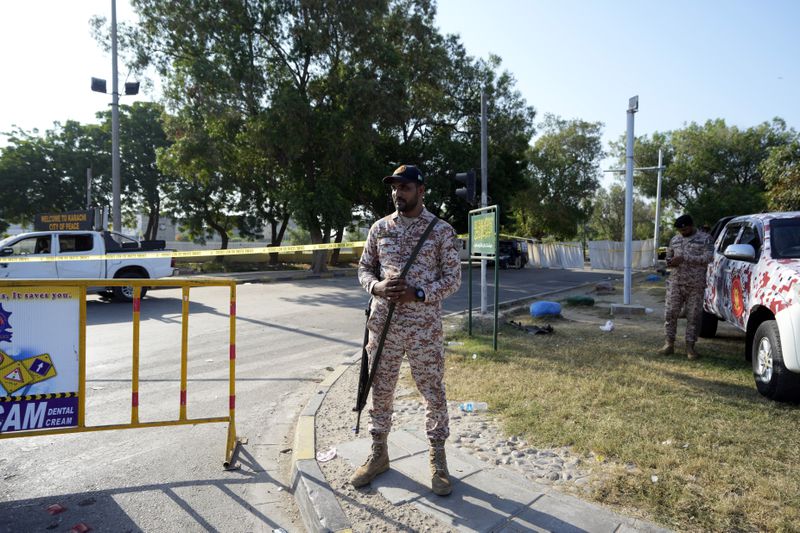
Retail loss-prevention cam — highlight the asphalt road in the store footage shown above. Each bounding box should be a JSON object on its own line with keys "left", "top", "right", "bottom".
{"left": 0, "top": 266, "right": 619, "bottom": 532}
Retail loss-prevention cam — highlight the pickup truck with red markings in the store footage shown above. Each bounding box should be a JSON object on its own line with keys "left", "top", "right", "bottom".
{"left": 702, "top": 212, "right": 800, "bottom": 401}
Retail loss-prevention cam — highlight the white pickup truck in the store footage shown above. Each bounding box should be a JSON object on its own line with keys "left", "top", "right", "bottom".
{"left": 0, "top": 230, "right": 176, "bottom": 302}
{"left": 702, "top": 212, "right": 800, "bottom": 402}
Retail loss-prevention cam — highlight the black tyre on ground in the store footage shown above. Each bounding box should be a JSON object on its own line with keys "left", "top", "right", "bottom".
{"left": 752, "top": 320, "right": 800, "bottom": 402}
{"left": 112, "top": 271, "right": 148, "bottom": 303}
{"left": 699, "top": 310, "right": 718, "bottom": 338}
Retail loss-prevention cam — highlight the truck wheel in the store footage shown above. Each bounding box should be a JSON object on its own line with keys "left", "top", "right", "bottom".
{"left": 113, "top": 272, "right": 148, "bottom": 303}
{"left": 752, "top": 320, "right": 800, "bottom": 402}
{"left": 699, "top": 310, "right": 718, "bottom": 338}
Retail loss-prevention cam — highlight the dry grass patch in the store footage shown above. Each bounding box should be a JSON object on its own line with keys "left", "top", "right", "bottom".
{"left": 442, "top": 291, "right": 800, "bottom": 532}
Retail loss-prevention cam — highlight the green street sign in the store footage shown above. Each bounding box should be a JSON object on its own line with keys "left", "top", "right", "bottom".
{"left": 466, "top": 205, "right": 500, "bottom": 351}
{"left": 470, "top": 212, "right": 496, "bottom": 255}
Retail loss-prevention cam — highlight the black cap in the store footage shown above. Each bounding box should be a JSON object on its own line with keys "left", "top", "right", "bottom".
{"left": 674, "top": 214, "right": 694, "bottom": 229}
{"left": 383, "top": 164, "right": 424, "bottom": 185}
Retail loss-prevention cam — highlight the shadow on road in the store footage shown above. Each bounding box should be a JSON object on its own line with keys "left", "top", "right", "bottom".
{"left": 86, "top": 296, "right": 216, "bottom": 326}
{"left": 0, "top": 445, "right": 290, "bottom": 532}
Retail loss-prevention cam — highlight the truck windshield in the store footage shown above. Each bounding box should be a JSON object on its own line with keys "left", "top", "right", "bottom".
{"left": 770, "top": 218, "right": 800, "bottom": 259}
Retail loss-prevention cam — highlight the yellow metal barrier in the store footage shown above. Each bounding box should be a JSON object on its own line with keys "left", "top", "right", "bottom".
{"left": 0, "top": 277, "right": 241, "bottom": 469}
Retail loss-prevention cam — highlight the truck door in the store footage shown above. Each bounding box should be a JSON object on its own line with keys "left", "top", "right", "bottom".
{"left": 0, "top": 235, "right": 58, "bottom": 278}
{"left": 728, "top": 222, "right": 762, "bottom": 328}
{"left": 712, "top": 222, "right": 743, "bottom": 325}
{"left": 55, "top": 233, "right": 103, "bottom": 279}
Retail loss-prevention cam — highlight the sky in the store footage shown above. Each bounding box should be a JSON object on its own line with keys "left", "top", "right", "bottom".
{"left": 1, "top": 0, "right": 798, "bottom": 184}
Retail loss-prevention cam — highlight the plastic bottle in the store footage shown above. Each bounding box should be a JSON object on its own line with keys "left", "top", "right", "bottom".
{"left": 458, "top": 401, "right": 488, "bottom": 413}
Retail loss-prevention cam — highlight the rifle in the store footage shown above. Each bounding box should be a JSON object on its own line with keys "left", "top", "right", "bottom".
{"left": 353, "top": 217, "right": 438, "bottom": 434}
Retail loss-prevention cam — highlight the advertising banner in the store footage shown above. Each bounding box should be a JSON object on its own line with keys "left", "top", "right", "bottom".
{"left": 0, "top": 287, "right": 80, "bottom": 433}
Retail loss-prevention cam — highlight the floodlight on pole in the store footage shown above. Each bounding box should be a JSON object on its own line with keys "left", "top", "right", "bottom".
{"left": 90, "top": 0, "right": 140, "bottom": 233}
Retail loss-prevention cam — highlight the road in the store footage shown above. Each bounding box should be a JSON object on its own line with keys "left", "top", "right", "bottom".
{"left": 0, "top": 266, "right": 619, "bottom": 532}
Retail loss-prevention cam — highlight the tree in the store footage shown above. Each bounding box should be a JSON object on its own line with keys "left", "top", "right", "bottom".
{"left": 0, "top": 121, "right": 110, "bottom": 230}
{"left": 588, "top": 184, "right": 656, "bottom": 242}
{"left": 763, "top": 139, "right": 800, "bottom": 211}
{"left": 116, "top": 102, "right": 175, "bottom": 240}
{"left": 613, "top": 119, "right": 797, "bottom": 226}
{"left": 509, "top": 115, "right": 603, "bottom": 239}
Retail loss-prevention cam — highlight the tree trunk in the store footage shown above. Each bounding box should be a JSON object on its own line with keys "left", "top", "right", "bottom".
{"left": 269, "top": 213, "right": 291, "bottom": 266}
{"left": 308, "top": 223, "right": 328, "bottom": 274}
{"left": 207, "top": 218, "right": 229, "bottom": 250}
{"left": 329, "top": 225, "right": 345, "bottom": 266}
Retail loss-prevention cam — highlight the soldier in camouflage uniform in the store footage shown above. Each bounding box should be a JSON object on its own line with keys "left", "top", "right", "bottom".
{"left": 659, "top": 214, "right": 714, "bottom": 359}
{"left": 351, "top": 164, "right": 462, "bottom": 496}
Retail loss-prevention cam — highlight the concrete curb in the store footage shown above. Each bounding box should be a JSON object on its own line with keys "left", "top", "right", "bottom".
{"left": 291, "top": 360, "right": 356, "bottom": 533}
{"left": 290, "top": 272, "right": 652, "bottom": 532}
{"left": 186, "top": 268, "right": 359, "bottom": 285}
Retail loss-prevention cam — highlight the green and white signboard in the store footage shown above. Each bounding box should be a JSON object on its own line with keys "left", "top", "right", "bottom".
{"left": 470, "top": 212, "right": 496, "bottom": 255}
{"left": 467, "top": 206, "right": 499, "bottom": 350}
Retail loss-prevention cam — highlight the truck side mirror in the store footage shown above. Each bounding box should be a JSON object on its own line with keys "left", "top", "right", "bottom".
{"left": 0, "top": 247, "right": 13, "bottom": 257}
{"left": 723, "top": 244, "right": 756, "bottom": 262}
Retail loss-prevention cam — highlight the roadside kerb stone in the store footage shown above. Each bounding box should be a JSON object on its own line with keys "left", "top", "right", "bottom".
{"left": 291, "top": 359, "right": 357, "bottom": 533}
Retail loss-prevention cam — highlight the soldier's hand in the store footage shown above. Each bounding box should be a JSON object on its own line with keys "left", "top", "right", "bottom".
{"left": 669, "top": 256, "right": 684, "bottom": 266}
{"left": 396, "top": 287, "right": 416, "bottom": 304}
{"left": 374, "top": 276, "right": 407, "bottom": 302}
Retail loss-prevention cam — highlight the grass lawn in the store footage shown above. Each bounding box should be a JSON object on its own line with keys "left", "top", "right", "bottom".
{"left": 441, "top": 281, "right": 800, "bottom": 532}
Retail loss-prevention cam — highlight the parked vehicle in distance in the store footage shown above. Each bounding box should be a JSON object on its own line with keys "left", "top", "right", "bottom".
{"left": 702, "top": 212, "right": 800, "bottom": 401}
{"left": 497, "top": 240, "right": 527, "bottom": 269}
{"left": 0, "top": 230, "right": 176, "bottom": 302}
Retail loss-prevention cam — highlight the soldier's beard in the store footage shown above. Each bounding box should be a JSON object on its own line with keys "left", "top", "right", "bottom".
{"left": 395, "top": 196, "right": 419, "bottom": 214}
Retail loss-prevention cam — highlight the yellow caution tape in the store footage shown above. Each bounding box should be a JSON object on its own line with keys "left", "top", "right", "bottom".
{"left": 0, "top": 240, "right": 367, "bottom": 264}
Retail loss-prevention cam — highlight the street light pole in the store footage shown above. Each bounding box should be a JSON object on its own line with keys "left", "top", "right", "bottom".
{"left": 653, "top": 149, "right": 663, "bottom": 266}
{"left": 480, "top": 88, "right": 488, "bottom": 315}
{"left": 111, "top": 0, "right": 121, "bottom": 232}
{"left": 623, "top": 96, "right": 638, "bottom": 305}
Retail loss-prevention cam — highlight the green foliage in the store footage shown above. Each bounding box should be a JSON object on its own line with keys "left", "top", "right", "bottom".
{"left": 0, "top": 121, "right": 110, "bottom": 227}
{"left": 611, "top": 119, "right": 798, "bottom": 226}
{"left": 588, "top": 184, "right": 655, "bottom": 242}
{"left": 763, "top": 139, "right": 800, "bottom": 211}
{"left": 509, "top": 115, "right": 604, "bottom": 239}
{"left": 122, "top": 0, "right": 535, "bottom": 268}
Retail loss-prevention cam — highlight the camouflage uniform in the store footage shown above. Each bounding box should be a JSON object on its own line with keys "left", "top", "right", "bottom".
{"left": 358, "top": 207, "right": 461, "bottom": 441}
{"left": 664, "top": 230, "right": 714, "bottom": 343}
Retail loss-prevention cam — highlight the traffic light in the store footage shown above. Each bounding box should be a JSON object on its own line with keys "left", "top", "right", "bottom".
{"left": 455, "top": 170, "right": 476, "bottom": 205}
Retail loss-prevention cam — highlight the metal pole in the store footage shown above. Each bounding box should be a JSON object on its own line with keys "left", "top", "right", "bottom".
{"left": 111, "top": 0, "right": 121, "bottom": 232}
{"left": 480, "top": 88, "right": 488, "bottom": 315}
{"left": 86, "top": 167, "right": 92, "bottom": 209}
{"left": 481, "top": 89, "right": 490, "bottom": 315}
{"left": 623, "top": 96, "right": 638, "bottom": 305}
{"left": 653, "top": 149, "right": 663, "bottom": 267}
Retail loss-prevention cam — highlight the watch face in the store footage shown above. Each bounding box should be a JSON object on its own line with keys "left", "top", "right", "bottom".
{"left": 416, "top": 289, "right": 425, "bottom": 300}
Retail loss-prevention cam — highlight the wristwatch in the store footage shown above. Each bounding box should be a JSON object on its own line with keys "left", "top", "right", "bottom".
{"left": 414, "top": 288, "right": 426, "bottom": 302}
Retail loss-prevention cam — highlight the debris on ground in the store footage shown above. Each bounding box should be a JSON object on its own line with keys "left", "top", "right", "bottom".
{"left": 599, "top": 320, "right": 615, "bottom": 332}
{"left": 316, "top": 447, "right": 337, "bottom": 462}
{"left": 593, "top": 281, "right": 615, "bottom": 294}
{"left": 507, "top": 320, "right": 554, "bottom": 335}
